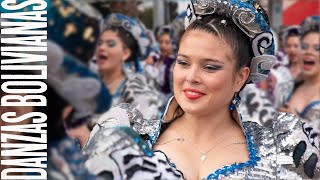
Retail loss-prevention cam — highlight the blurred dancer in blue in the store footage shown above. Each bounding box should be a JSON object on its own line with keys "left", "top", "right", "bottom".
{"left": 94, "top": 13, "right": 161, "bottom": 119}
{"left": 279, "top": 16, "right": 320, "bottom": 133}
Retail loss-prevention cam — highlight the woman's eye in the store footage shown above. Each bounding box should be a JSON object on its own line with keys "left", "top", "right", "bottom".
{"left": 176, "top": 59, "right": 189, "bottom": 66}
{"left": 107, "top": 40, "right": 116, "bottom": 47}
{"left": 204, "top": 65, "right": 221, "bottom": 71}
{"left": 314, "top": 45, "right": 320, "bottom": 51}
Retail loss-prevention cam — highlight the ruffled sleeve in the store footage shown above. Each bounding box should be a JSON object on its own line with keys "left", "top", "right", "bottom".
{"left": 121, "top": 73, "right": 163, "bottom": 120}
{"left": 273, "top": 112, "right": 320, "bottom": 179}
{"left": 82, "top": 103, "right": 183, "bottom": 179}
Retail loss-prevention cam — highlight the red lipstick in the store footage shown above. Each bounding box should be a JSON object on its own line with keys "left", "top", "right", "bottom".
{"left": 183, "top": 88, "right": 205, "bottom": 100}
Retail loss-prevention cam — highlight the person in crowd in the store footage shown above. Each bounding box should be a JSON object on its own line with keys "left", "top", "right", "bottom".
{"left": 279, "top": 16, "right": 320, "bottom": 132}
{"left": 82, "top": 1, "right": 319, "bottom": 180}
{"left": 274, "top": 26, "right": 289, "bottom": 65}
{"left": 264, "top": 26, "right": 302, "bottom": 108}
{"left": 144, "top": 25, "right": 177, "bottom": 102}
{"left": 45, "top": 40, "right": 112, "bottom": 179}
{"left": 282, "top": 25, "right": 302, "bottom": 79}
{"left": 66, "top": 13, "right": 162, "bottom": 148}
{"left": 94, "top": 13, "right": 161, "bottom": 119}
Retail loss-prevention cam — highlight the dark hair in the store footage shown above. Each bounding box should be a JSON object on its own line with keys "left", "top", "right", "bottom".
{"left": 101, "top": 27, "right": 139, "bottom": 69}
{"left": 176, "top": 15, "right": 254, "bottom": 121}
{"left": 183, "top": 15, "right": 253, "bottom": 73}
{"left": 284, "top": 29, "right": 300, "bottom": 45}
{"left": 301, "top": 23, "right": 320, "bottom": 40}
{"left": 157, "top": 26, "right": 173, "bottom": 38}
{"left": 159, "top": 31, "right": 172, "bottom": 40}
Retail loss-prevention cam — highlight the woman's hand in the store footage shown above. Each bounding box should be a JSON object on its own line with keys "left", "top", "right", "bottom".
{"left": 145, "top": 54, "right": 156, "bottom": 65}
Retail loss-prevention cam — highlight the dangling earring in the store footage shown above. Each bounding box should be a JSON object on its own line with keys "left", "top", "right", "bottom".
{"left": 122, "top": 61, "right": 133, "bottom": 76}
{"left": 229, "top": 92, "right": 241, "bottom": 111}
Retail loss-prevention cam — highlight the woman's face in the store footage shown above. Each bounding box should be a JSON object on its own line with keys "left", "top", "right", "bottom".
{"left": 159, "top": 33, "right": 173, "bottom": 57}
{"left": 284, "top": 36, "right": 300, "bottom": 63}
{"left": 95, "top": 30, "right": 130, "bottom": 73}
{"left": 301, "top": 32, "right": 320, "bottom": 77}
{"left": 173, "top": 30, "right": 249, "bottom": 116}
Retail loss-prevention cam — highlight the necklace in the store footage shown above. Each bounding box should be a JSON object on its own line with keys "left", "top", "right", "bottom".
{"left": 180, "top": 122, "right": 236, "bottom": 163}
{"left": 154, "top": 137, "right": 185, "bottom": 145}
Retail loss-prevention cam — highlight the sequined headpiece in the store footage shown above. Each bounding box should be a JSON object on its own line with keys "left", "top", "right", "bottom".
{"left": 185, "top": 0, "right": 276, "bottom": 83}
{"left": 282, "top": 25, "right": 301, "bottom": 42}
{"left": 300, "top": 16, "right": 320, "bottom": 36}
{"left": 101, "top": 13, "right": 151, "bottom": 61}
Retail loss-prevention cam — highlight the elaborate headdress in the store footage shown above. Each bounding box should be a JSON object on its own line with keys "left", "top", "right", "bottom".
{"left": 300, "top": 16, "right": 320, "bottom": 36}
{"left": 157, "top": 25, "right": 175, "bottom": 39}
{"left": 282, "top": 25, "right": 301, "bottom": 42}
{"left": 156, "top": 24, "right": 178, "bottom": 53}
{"left": 185, "top": 0, "right": 276, "bottom": 83}
{"left": 100, "top": 13, "right": 151, "bottom": 68}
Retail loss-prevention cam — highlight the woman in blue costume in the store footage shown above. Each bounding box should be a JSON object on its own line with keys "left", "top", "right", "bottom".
{"left": 282, "top": 25, "right": 302, "bottom": 80}
{"left": 46, "top": 40, "right": 111, "bottom": 179}
{"left": 68, "top": 13, "right": 162, "bottom": 148}
{"left": 279, "top": 16, "right": 320, "bottom": 133}
{"left": 83, "top": 1, "right": 319, "bottom": 179}
{"left": 93, "top": 13, "right": 161, "bottom": 119}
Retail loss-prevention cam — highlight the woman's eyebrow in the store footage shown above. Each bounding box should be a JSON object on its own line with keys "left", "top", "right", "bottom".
{"left": 177, "top": 54, "right": 188, "bottom": 58}
{"left": 177, "top": 54, "right": 224, "bottom": 64}
{"left": 203, "top": 58, "right": 224, "bottom": 64}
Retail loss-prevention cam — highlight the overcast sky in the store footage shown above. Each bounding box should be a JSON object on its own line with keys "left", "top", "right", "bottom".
{"left": 177, "top": 1, "right": 188, "bottom": 13}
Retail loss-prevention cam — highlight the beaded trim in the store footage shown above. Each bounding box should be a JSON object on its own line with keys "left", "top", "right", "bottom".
{"left": 205, "top": 131, "right": 261, "bottom": 179}
{"left": 120, "top": 126, "right": 154, "bottom": 157}
{"left": 150, "top": 96, "right": 175, "bottom": 146}
{"left": 150, "top": 96, "right": 261, "bottom": 179}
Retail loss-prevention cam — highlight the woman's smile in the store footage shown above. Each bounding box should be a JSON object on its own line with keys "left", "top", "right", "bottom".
{"left": 183, "top": 88, "right": 206, "bottom": 100}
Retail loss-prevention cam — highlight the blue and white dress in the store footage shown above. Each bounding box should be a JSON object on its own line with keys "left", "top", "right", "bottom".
{"left": 83, "top": 97, "right": 320, "bottom": 180}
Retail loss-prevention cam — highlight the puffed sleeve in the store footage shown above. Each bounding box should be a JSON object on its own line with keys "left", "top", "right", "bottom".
{"left": 273, "top": 112, "right": 320, "bottom": 179}
{"left": 121, "top": 74, "right": 163, "bottom": 120}
{"left": 82, "top": 103, "right": 183, "bottom": 179}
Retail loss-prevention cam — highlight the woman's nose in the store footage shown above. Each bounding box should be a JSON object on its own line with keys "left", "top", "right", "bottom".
{"left": 304, "top": 45, "right": 314, "bottom": 54}
{"left": 97, "top": 42, "right": 108, "bottom": 51}
{"left": 186, "top": 67, "right": 200, "bottom": 84}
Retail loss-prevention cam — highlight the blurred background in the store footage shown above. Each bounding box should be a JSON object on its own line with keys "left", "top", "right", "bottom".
{"left": 88, "top": 0, "right": 319, "bottom": 32}
{"left": 1, "top": 0, "right": 319, "bottom": 179}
